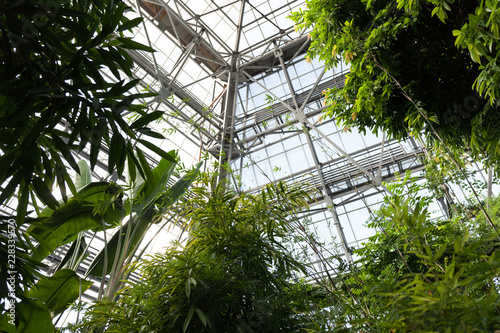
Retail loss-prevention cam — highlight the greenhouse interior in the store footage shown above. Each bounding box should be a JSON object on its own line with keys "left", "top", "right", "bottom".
{"left": 1, "top": 0, "right": 500, "bottom": 332}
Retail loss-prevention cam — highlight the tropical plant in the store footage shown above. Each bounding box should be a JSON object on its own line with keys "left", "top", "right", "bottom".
{"left": 66, "top": 175, "right": 331, "bottom": 333}
{"left": 0, "top": 0, "right": 170, "bottom": 225}
{"left": 0, "top": 153, "right": 202, "bottom": 332}
{"left": 289, "top": 0, "right": 500, "bottom": 171}
{"left": 306, "top": 173, "right": 500, "bottom": 332}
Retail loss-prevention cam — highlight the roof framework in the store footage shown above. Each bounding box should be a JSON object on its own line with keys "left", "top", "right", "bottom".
{"left": 121, "top": 0, "right": 428, "bottom": 266}
{"left": 2, "top": 0, "right": 436, "bottom": 302}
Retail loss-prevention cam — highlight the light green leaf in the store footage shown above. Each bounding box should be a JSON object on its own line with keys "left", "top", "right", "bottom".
{"left": 75, "top": 160, "right": 92, "bottom": 190}
{"left": 156, "top": 161, "right": 203, "bottom": 214}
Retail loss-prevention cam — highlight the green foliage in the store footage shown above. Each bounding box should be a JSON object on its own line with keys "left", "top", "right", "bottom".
{"left": 27, "top": 269, "right": 92, "bottom": 317}
{"left": 0, "top": 155, "right": 201, "bottom": 332}
{"left": 27, "top": 182, "right": 125, "bottom": 262}
{"left": 290, "top": 0, "right": 500, "bottom": 171}
{"left": 307, "top": 174, "right": 500, "bottom": 332}
{"left": 0, "top": 0, "right": 165, "bottom": 223}
{"left": 68, "top": 177, "right": 330, "bottom": 333}
{"left": 0, "top": 297, "right": 54, "bottom": 333}
{"left": 0, "top": 218, "right": 43, "bottom": 307}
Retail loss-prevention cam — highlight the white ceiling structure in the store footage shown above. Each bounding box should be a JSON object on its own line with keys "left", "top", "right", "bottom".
{"left": 118, "top": 0, "right": 427, "bottom": 261}
{"left": 5, "top": 0, "right": 436, "bottom": 303}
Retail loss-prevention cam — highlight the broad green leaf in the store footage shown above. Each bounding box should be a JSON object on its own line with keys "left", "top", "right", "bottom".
{"left": 57, "top": 235, "right": 88, "bottom": 270}
{"left": 29, "top": 182, "right": 123, "bottom": 261}
{"left": 28, "top": 269, "right": 92, "bottom": 316}
{"left": 156, "top": 161, "right": 203, "bottom": 214}
{"left": 0, "top": 298, "right": 54, "bottom": 333}
{"left": 139, "top": 154, "right": 177, "bottom": 208}
{"left": 29, "top": 208, "right": 101, "bottom": 261}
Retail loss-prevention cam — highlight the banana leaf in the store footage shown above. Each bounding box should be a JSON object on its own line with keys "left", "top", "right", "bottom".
{"left": 86, "top": 160, "right": 202, "bottom": 277}
{"left": 0, "top": 298, "right": 53, "bottom": 333}
{"left": 28, "top": 269, "right": 92, "bottom": 317}
{"left": 28, "top": 182, "right": 124, "bottom": 261}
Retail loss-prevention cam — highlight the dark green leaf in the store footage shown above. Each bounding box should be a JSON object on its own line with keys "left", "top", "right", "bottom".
{"left": 32, "top": 177, "right": 59, "bottom": 210}
{"left": 138, "top": 139, "right": 176, "bottom": 162}
{"left": 130, "top": 111, "right": 164, "bottom": 129}
{"left": 116, "top": 37, "right": 156, "bottom": 52}
{"left": 117, "top": 17, "right": 143, "bottom": 32}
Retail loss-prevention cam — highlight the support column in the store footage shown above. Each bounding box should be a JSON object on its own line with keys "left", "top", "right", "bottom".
{"left": 216, "top": 0, "right": 246, "bottom": 186}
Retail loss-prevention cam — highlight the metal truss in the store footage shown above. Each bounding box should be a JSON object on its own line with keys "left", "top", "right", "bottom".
{"left": 123, "top": 0, "right": 427, "bottom": 265}
{"left": 7, "top": 0, "right": 495, "bottom": 311}
{"left": 13, "top": 0, "right": 429, "bottom": 299}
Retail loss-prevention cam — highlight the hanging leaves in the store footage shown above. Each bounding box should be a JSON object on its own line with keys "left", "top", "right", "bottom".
{"left": 289, "top": 0, "right": 500, "bottom": 173}
{"left": 0, "top": 0, "right": 169, "bottom": 222}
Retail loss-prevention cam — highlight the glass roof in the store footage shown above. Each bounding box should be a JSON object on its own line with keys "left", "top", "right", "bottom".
{"left": 8, "top": 1, "right": 479, "bottom": 315}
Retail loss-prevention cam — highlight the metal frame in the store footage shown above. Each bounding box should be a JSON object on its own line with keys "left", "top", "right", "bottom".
{"left": 6, "top": 1, "right": 436, "bottom": 307}
{"left": 119, "top": 0, "right": 430, "bottom": 263}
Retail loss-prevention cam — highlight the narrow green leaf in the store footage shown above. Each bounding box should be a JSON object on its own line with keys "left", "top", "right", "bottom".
{"left": 156, "top": 161, "right": 203, "bottom": 213}
{"left": 130, "top": 111, "right": 164, "bottom": 129}
{"left": 117, "top": 17, "right": 143, "bottom": 32}
{"left": 185, "top": 279, "right": 191, "bottom": 298}
{"left": 32, "top": 177, "right": 59, "bottom": 210}
{"left": 195, "top": 308, "right": 208, "bottom": 327}
{"left": 140, "top": 154, "right": 177, "bottom": 207}
{"left": 183, "top": 308, "right": 195, "bottom": 332}
{"left": 433, "top": 243, "right": 447, "bottom": 261}
{"left": 108, "top": 133, "right": 120, "bottom": 174}
{"left": 136, "top": 148, "right": 154, "bottom": 185}
{"left": 126, "top": 153, "right": 137, "bottom": 184}
{"left": 51, "top": 134, "right": 79, "bottom": 173}
{"left": 116, "top": 37, "right": 156, "bottom": 52}
{"left": 137, "top": 128, "right": 165, "bottom": 139}
{"left": 138, "top": 139, "right": 177, "bottom": 162}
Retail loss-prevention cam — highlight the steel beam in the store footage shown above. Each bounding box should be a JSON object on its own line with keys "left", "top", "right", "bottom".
{"left": 216, "top": 1, "right": 246, "bottom": 185}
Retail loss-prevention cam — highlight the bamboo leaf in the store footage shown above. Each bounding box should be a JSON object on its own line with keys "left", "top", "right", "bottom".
{"left": 138, "top": 139, "right": 177, "bottom": 162}
{"left": 183, "top": 308, "right": 194, "bottom": 332}
{"left": 32, "top": 177, "right": 59, "bottom": 210}
{"left": 130, "top": 111, "right": 164, "bottom": 130}
{"left": 195, "top": 308, "right": 208, "bottom": 327}
{"left": 117, "top": 17, "right": 143, "bottom": 32}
